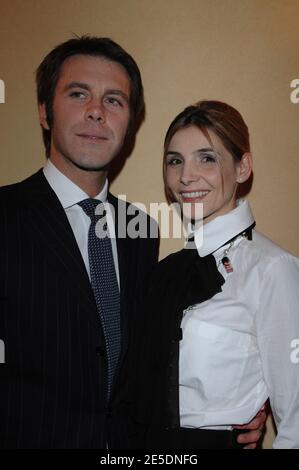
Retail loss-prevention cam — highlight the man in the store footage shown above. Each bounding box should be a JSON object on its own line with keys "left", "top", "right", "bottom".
{"left": 0, "top": 36, "right": 264, "bottom": 449}
{"left": 0, "top": 36, "right": 158, "bottom": 449}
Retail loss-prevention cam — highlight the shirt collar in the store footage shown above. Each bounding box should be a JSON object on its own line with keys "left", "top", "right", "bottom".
{"left": 194, "top": 199, "right": 255, "bottom": 257}
{"left": 43, "top": 159, "right": 108, "bottom": 209}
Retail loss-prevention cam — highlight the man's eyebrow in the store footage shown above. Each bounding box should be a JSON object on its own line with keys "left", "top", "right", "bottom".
{"left": 64, "top": 82, "right": 90, "bottom": 91}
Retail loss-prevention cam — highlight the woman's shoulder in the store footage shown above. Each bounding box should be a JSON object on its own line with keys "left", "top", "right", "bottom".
{"left": 252, "top": 230, "right": 298, "bottom": 262}
{"left": 154, "top": 246, "right": 198, "bottom": 275}
{"left": 249, "top": 230, "right": 299, "bottom": 279}
{"left": 158, "top": 248, "right": 184, "bottom": 266}
{"left": 150, "top": 249, "right": 185, "bottom": 283}
{"left": 148, "top": 247, "right": 199, "bottom": 296}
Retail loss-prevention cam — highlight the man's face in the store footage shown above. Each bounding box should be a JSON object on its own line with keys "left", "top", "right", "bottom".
{"left": 39, "top": 54, "right": 131, "bottom": 176}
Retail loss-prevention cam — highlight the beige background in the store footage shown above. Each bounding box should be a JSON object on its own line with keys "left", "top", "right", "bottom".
{"left": 1, "top": 0, "right": 299, "bottom": 448}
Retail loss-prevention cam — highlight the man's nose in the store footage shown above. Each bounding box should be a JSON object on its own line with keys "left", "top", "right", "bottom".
{"left": 85, "top": 99, "right": 106, "bottom": 123}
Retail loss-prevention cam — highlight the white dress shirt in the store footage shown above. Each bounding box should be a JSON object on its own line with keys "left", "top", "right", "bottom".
{"left": 43, "top": 159, "right": 119, "bottom": 286}
{"left": 179, "top": 199, "right": 299, "bottom": 448}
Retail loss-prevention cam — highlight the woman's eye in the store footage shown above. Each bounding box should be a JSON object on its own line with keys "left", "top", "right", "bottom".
{"left": 167, "top": 158, "right": 182, "bottom": 166}
{"left": 200, "top": 154, "right": 216, "bottom": 163}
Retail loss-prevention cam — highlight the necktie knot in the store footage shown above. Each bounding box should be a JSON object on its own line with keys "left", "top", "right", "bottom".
{"left": 78, "top": 198, "right": 105, "bottom": 221}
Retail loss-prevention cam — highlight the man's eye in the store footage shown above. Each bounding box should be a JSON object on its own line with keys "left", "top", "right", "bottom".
{"left": 69, "top": 91, "right": 86, "bottom": 99}
{"left": 105, "top": 97, "right": 123, "bottom": 107}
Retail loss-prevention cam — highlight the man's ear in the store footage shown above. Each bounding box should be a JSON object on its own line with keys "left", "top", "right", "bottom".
{"left": 236, "top": 152, "right": 253, "bottom": 184}
{"left": 38, "top": 103, "right": 50, "bottom": 130}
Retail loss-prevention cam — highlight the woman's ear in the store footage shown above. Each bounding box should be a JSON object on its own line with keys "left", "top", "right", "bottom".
{"left": 236, "top": 152, "right": 253, "bottom": 183}
{"left": 38, "top": 103, "right": 50, "bottom": 130}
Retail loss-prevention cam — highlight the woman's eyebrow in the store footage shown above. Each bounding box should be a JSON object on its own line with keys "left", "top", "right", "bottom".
{"left": 165, "top": 150, "right": 182, "bottom": 157}
{"left": 195, "top": 147, "right": 215, "bottom": 153}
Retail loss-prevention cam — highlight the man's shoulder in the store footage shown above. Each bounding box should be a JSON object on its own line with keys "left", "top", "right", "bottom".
{"left": 0, "top": 170, "right": 45, "bottom": 201}
{"left": 0, "top": 179, "right": 24, "bottom": 206}
{"left": 0, "top": 179, "right": 21, "bottom": 196}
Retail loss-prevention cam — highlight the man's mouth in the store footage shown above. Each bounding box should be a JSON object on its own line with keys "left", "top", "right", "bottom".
{"left": 77, "top": 133, "right": 109, "bottom": 142}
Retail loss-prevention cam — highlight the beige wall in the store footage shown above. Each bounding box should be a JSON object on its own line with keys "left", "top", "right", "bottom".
{"left": 1, "top": 0, "right": 298, "bottom": 448}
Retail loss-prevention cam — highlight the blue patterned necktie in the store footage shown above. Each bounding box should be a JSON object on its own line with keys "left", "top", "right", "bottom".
{"left": 78, "top": 198, "right": 121, "bottom": 400}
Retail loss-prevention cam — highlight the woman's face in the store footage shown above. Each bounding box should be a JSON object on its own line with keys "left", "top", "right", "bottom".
{"left": 165, "top": 125, "right": 247, "bottom": 223}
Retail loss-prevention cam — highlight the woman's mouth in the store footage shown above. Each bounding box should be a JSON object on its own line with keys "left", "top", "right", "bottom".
{"left": 180, "top": 190, "right": 210, "bottom": 202}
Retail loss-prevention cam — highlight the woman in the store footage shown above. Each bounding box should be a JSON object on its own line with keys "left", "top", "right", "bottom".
{"left": 132, "top": 100, "right": 299, "bottom": 448}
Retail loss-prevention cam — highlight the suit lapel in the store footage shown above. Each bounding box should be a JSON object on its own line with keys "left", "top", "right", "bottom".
{"left": 21, "top": 170, "right": 99, "bottom": 325}
{"left": 108, "top": 193, "right": 132, "bottom": 358}
{"left": 108, "top": 194, "right": 128, "bottom": 317}
{"left": 20, "top": 173, "right": 134, "bottom": 355}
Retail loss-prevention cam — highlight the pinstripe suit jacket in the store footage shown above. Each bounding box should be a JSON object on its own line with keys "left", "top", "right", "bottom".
{"left": 0, "top": 170, "right": 159, "bottom": 448}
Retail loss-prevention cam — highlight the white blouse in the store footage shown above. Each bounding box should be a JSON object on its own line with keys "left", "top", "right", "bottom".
{"left": 179, "top": 200, "right": 299, "bottom": 448}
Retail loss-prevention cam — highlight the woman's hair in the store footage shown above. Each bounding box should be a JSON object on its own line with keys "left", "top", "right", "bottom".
{"left": 163, "top": 100, "right": 251, "bottom": 200}
{"left": 164, "top": 100, "right": 250, "bottom": 160}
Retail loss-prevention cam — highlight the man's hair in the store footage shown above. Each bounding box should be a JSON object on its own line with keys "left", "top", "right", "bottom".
{"left": 36, "top": 35, "right": 144, "bottom": 157}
